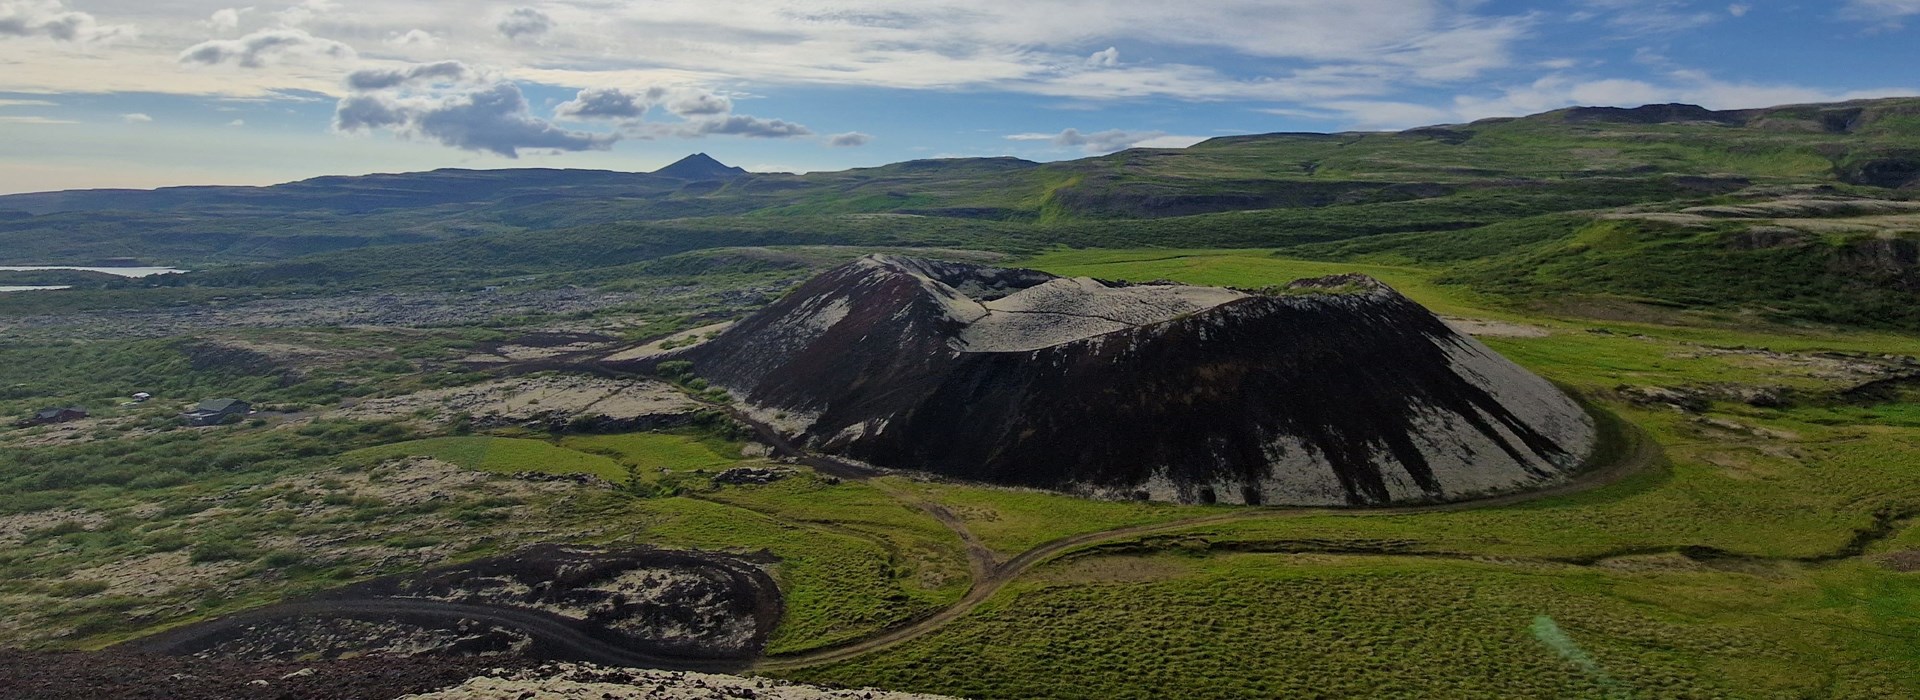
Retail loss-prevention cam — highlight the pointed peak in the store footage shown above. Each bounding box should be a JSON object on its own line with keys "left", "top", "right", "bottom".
{"left": 654, "top": 153, "right": 749, "bottom": 180}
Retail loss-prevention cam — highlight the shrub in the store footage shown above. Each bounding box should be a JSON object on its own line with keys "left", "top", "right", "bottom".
{"left": 49, "top": 580, "right": 109, "bottom": 598}
{"left": 189, "top": 538, "right": 259, "bottom": 563}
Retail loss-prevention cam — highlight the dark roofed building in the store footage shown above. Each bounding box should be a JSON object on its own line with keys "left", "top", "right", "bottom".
{"left": 182, "top": 398, "right": 251, "bottom": 426}
{"left": 19, "top": 407, "right": 88, "bottom": 427}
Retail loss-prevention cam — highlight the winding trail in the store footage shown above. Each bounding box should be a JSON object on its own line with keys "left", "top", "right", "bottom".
{"left": 125, "top": 395, "right": 1900, "bottom": 675}
{"left": 144, "top": 357, "right": 1662, "bottom": 675}
{"left": 722, "top": 405, "right": 1002, "bottom": 581}
{"left": 749, "top": 407, "right": 1663, "bottom": 671}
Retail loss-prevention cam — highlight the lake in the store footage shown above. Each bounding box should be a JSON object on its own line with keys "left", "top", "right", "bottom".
{"left": 0, "top": 285, "right": 73, "bottom": 292}
{"left": 0, "top": 265, "right": 188, "bottom": 277}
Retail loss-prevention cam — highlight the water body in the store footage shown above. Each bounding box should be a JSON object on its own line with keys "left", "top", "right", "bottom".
{"left": 0, "top": 285, "right": 73, "bottom": 292}
{"left": 0, "top": 265, "right": 188, "bottom": 277}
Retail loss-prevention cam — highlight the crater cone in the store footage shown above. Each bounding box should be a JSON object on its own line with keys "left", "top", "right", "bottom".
{"left": 667, "top": 255, "right": 1598, "bottom": 506}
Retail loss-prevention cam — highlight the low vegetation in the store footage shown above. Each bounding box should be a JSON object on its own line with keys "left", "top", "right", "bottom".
{"left": 347, "top": 437, "right": 630, "bottom": 483}
{"left": 2, "top": 97, "right": 1917, "bottom": 697}
{"left": 761, "top": 247, "right": 1920, "bottom": 698}
{"left": 788, "top": 554, "right": 1919, "bottom": 699}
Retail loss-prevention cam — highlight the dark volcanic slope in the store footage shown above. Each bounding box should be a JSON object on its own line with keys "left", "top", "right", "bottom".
{"left": 0, "top": 648, "right": 529, "bottom": 700}
{"left": 124, "top": 545, "right": 780, "bottom": 671}
{"left": 667, "top": 255, "right": 1596, "bottom": 506}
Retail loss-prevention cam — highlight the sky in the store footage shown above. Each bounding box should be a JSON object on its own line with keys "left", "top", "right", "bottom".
{"left": 1, "top": 1, "right": 1918, "bottom": 194}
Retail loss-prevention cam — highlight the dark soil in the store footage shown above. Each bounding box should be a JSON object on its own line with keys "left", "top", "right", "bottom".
{"left": 119, "top": 545, "right": 782, "bottom": 672}
{"left": 0, "top": 647, "right": 531, "bottom": 700}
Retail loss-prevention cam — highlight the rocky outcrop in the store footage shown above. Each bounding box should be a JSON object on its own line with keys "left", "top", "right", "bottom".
{"left": 126, "top": 545, "right": 782, "bottom": 668}
{"left": 667, "top": 255, "right": 1597, "bottom": 507}
{"left": 1561, "top": 103, "right": 1749, "bottom": 126}
{"left": 403, "top": 663, "right": 959, "bottom": 700}
{"left": 1832, "top": 237, "right": 1920, "bottom": 292}
{"left": 1836, "top": 151, "right": 1920, "bottom": 189}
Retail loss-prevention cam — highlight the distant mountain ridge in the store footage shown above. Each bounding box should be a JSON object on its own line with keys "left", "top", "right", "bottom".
{"left": 0, "top": 168, "right": 675, "bottom": 216}
{"left": 1, "top": 96, "right": 1916, "bottom": 268}
{"left": 653, "top": 153, "right": 749, "bottom": 181}
{"left": 0, "top": 153, "right": 751, "bottom": 216}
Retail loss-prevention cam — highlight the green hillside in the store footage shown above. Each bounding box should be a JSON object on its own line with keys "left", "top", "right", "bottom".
{"left": 3, "top": 98, "right": 1920, "bottom": 698}
{"left": 4, "top": 97, "right": 1918, "bottom": 330}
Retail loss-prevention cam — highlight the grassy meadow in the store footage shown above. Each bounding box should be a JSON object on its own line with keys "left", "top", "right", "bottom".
{"left": 1, "top": 94, "right": 1917, "bottom": 698}
{"left": 0, "top": 243, "right": 1914, "bottom": 698}
{"left": 765, "top": 247, "right": 1920, "bottom": 697}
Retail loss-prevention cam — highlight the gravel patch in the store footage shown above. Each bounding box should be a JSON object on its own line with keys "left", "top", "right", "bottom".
{"left": 0, "top": 508, "right": 106, "bottom": 546}
{"left": 403, "top": 663, "right": 961, "bottom": 700}
{"left": 1443, "top": 317, "right": 1552, "bottom": 338}
{"left": 331, "top": 375, "right": 701, "bottom": 428}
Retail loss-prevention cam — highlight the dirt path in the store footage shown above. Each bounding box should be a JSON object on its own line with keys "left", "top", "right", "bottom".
{"left": 720, "top": 403, "right": 1002, "bottom": 580}
{"left": 484, "top": 363, "right": 1664, "bottom": 674}
{"left": 750, "top": 411, "right": 1664, "bottom": 671}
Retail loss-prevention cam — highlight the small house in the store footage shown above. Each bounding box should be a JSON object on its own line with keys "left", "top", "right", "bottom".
{"left": 19, "top": 406, "right": 87, "bottom": 427}
{"left": 131, "top": 392, "right": 152, "bottom": 403}
{"left": 182, "top": 398, "right": 251, "bottom": 426}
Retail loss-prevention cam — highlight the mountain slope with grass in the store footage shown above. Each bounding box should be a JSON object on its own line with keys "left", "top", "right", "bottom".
{"left": 4, "top": 97, "right": 1915, "bottom": 261}
{"left": 1283, "top": 189, "right": 1920, "bottom": 330}
{"left": 5, "top": 97, "right": 1917, "bottom": 331}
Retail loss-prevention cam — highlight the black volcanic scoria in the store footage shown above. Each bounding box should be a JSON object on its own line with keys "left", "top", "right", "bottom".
{"left": 667, "top": 255, "right": 1597, "bottom": 506}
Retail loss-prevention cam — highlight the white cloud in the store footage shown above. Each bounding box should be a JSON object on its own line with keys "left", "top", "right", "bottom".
{"left": 227, "top": 118, "right": 245, "bottom": 126}
{"left": 827, "top": 131, "right": 873, "bottom": 147}
{"left": 334, "top": 80, "right": 617, "bottom": 157}
{"left": 742, "top": 163, "right": 808, "bottom": 174}
{"left": 346, "top": 59, "right": 471, "bottom": 91}
{"left": 178, "top": 28, "right": 354, "bottom": 68}
{"left": 1309, "top": 70, "right": 1920, "bottom": 131}
{"left": 0, "top": 97, "right": 56, "bottom": 106}
{"left": 207, "top": 7, "right": 247, "bottom": 32}
{"left": 292, "top": 58, "right": 785, "bottom": 160}
{"left": 121, "top": 111, "right": 150, "bottom": 123}
{"left": 1452, "top": 72, "right": 1918, "bottom": 123}
{"left": 0, "top": 114, "right": 75, "bottom": 124}
{"left": 274, "top": 0, "right": 333, "bottom": 28}
{"left": 553, "top": 84, "right": 814, "bottom": 140}
{"left": 1843, "top": 0, "right": 1920, "bottom": 25}
{"left": 683, "top": 114, "right": 811, "bottom": 138}
{"left": 497, "top": 6, "right": 551, "bottom": 40}
{"left": 1308, "top": 101, "right": 1456, "bottom": 130}
{"left": 554, "top": 86, "right": 661, "bottom": 120}
{"left": 1727, "top": 4, "right": 1750, "bottom": 17}
{"left": 0, "top": 1, "right": 1541, "bottom": 104}
{"left": 1, "top": 0, "right": 1904, "bottom": 155}
{"left": 1576, "top": 0, "right": 1720, "bottom": 35}
{"left": 1008, "top": 128, "right": 1198, "bottom": 154}
{"left": 1131, "top": 134, "right": 1207, "bottom": 149}
{"left": 665, "top": 90, "right": 730, "bottom": 117}
{"left": 0, "top": 0, "right": 131, "bottom": 44}
{"left": 385, "top": 28, "right": 437, "bottom": 48}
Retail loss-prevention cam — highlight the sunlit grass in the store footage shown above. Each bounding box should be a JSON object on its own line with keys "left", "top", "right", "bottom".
{"left": 347, "top": 436, "right": 628, "bottom": 482}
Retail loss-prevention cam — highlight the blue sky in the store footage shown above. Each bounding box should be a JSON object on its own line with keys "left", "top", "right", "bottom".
{"left": 1, "top": 0, "right": 1917, "bottom": 194}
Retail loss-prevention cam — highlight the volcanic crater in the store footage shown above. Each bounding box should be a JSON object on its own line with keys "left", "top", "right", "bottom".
{"left": 658, "top": 255, "right": 1598, "bottom": 506}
